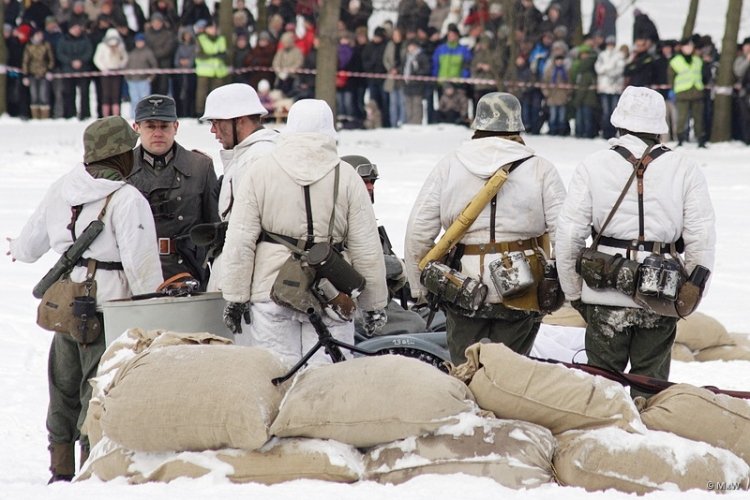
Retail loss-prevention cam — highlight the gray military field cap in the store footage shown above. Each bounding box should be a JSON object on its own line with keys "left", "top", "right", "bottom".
{"left": 471, "top": 92, "right": 525, "bottom": 132}
{"left": 135, "top": 94, "right": 177, "bottom": 122}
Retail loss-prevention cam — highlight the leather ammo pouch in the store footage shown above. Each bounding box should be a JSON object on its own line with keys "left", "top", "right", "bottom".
{"left": 36, "top": 260, "right": 101, "bottom": 344}
{"left": 270, "top": 254, "right": 319, "bottom": 315}
{"left": 537, "top": 259, "right": 565, "bottom": 314}
{"left": 576, "top": 248, "right": 640, "bottom": 296}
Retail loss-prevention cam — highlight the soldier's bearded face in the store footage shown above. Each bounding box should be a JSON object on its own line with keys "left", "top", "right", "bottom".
{"left": 135, "top": 120, "right": 178, "bottom": 156}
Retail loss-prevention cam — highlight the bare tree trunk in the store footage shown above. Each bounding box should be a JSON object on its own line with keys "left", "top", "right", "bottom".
{"left": 682, "top": 0, "right": 700, "bottom": 41}
{"left": 710, "top": 0, "right": 743, "bottom": 142}
{"left": 315, "top": 0, "right": 341, "bottom": 114}
{"left": 218, "top": 0, "right": 234, "bottom": 68}
{"left": 0, "top": 0, "right": 7, "bottom": 115}
{"left": 571, "top": 0, "right": 583, "bottom": 47}
{"left": 256, "top": 0, "right": 268, "bottom": 33}
{"left": 501, "top": 0, "right": 517, "bottom": 83}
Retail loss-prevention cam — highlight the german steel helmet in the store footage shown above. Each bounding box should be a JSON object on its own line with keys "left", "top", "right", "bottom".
{"left": 83, "top": 116, "right": 139, "bottom": 164}
{"left": 471, "top": 92, "right": 525, "bottom": 132}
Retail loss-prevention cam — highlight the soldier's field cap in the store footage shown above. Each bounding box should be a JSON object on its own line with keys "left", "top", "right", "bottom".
{"left": 135, "top": 94, "right": 177, "bottom": 122}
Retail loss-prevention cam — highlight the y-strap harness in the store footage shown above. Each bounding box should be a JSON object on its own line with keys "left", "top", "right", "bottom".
{"left": 592, "top": 144, "right": 682, "bottom": 259}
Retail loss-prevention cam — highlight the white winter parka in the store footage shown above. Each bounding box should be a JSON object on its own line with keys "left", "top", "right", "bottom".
{"left": 404, "top": 137, "right": 567, "bottom": 304}
{"left": 221, "top": 132, "right": 388, "bottom": 312}
{"left": 208, "top": 127, "right": 279, "bottom": 291}
{"left": 555, "top": 134, "right": 716, "bottom": 307}
{"left": 9, "top": 164, "right": 163, "bottom": 306}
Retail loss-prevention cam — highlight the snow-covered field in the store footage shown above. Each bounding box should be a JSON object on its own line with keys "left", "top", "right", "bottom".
{"left": 2, "top": 114, "right": 750, "bottom": 499}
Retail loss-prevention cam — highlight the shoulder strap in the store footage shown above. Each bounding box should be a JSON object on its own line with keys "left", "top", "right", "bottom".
{"left": 593, "top": 144, "right": 658, "bottom": 250}
{"left": 327, "top": 163, "right": 340, "bottom": 244}
{"left": 489, "top": 156, "right": 531, "bottom": 245}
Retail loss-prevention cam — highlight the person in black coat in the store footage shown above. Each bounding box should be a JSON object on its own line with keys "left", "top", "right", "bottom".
{"left": 362, "top": 26, "right": 390, "bottom": 127}
{"left": 624, "top": 37, "right": 659, "bottom": 88}
{"left": 633, "top": 8, "right": 659, "bottom": 45}
{"left": 56, "top": 21, "right": 94, "bottom": 119}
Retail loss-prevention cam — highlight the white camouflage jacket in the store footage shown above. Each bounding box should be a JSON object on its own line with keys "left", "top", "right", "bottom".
{"left": 209, "top": 127, "right": 279, "bottom": 291}
{"left": 9, "top": 164, "right": 163, "bottom": 306}
{"left": 221, "top": 132, "right": 388, "bottom": 312}
{"left": 555, "top": 134, "right": 716, "bottom": 307}
{"left": 404, "top": 137, "right": 566, "bottom": 304}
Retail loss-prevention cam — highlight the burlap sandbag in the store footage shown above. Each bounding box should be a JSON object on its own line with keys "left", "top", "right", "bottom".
{"left": 270, "top": 355, "right": 476, "bottom": 448}
{"left": 676, "top": 312, "right": 735, "bottom": 352}
{"left": 694, "top": 334, "right": 750, "bottom": 362}
{"left": 100, "top": 344, "right": 286, "bottom": 452}
{"left": 451, "top": 343, "right": 644, "bottom": 435}
{"left": 671, "top": 342, "right": 695, "bottom": 362}
{"left": 640, "top": 383, "right": 750, "bottom": 464}
{"left": 365, "top": 414, "right": 555, "bottom": 488}
{"left": 554, "top": 428, "right": 750, "bottom": 493}
{"left": 78, "top": 436, "right": 363, "bottom": 484}
{"left": 541, "top": 304, "right": 586, "bottom": 327}
{"left": 82, "top": 329, "right": 233, "bottom": 448}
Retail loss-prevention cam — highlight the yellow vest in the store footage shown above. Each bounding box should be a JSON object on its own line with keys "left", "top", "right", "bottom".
{"left": 196, "top": 34, "right": 229, "bottom": 78}
{"left": 669, "top": 55, "right": 704, "bottom": 93}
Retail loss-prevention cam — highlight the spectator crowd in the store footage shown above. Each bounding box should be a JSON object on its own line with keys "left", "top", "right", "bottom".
{"left": 4, "top": 0, "right": 750, "bottom": 144}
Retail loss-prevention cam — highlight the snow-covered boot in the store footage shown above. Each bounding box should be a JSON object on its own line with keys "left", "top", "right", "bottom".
{"left": 48, "top": 442, "right": 75, "bottom": 483}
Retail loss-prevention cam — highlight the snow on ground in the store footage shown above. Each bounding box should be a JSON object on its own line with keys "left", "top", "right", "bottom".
{"left": 2, "top": 117, "right": 749, "bottom": 499}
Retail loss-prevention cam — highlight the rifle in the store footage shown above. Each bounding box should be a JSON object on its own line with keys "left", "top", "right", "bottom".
{"left": 32, "top": 219, "right": 105, "bottom": 299}
{"left": 532, "top": 356, "right": 750, "bottom": 400}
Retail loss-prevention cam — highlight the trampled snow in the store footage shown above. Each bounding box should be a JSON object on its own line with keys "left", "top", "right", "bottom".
{"left": 2, "top": 114, "right": 750, "bottom": 499}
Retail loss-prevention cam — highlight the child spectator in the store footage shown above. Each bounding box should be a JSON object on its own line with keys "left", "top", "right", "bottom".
{"left": 125, "top": 32, "right": 157, "bottom": 118}
{"left": 436, "top": 82, "right": 468, "bottom": 125}
{"left": 542, "top": 54, "right": 571, "bottom": 135}
{"left": 22, "top": 29, "right": 55, "bottom": 119}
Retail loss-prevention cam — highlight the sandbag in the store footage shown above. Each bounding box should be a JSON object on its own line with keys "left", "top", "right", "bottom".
{"left": 640, "top": 383, "right": 750, "bottom": 465}
{"left": 554, "top": 428, "right": 750, "bottom": 494}
{"left": 694, "top": 334, "right": 750, "bottom": 362}
{"left": 675, "top": 312, "right": 735, "bottom": 352}
{"left": 100, "top": 344, "right": 286, "bottom": 452}
{"left": 451, "top": 343, "right": 644, "bottom": 435}
{"left": 82, "top": 329, "right": 233, "bottom": 448}
{"left": 541, "top": 304, "right": 586, "bottom": 327}
{"left": 364, "top": 413, "right": 555, "bottom": 488}
{"left": 78, "top": 436, "right": 363, "bottom": 484}
{"left": 671, "top": 342, "right": 695, "bottom": 362}
{"left": 270, "top": 355, "right": 476, "bottom": 448}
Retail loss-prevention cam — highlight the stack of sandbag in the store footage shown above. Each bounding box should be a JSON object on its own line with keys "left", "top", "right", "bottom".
{"left": 674, "top": 312, "right": 750, "bottom": 362}
{"left": 363, "top": 413, "right": 556, "bottom": 487}
{"left": 83, "top": 328, "right": 233, "bottom": 447}
{"left": 271, "top": 354, "right": 558, "bottom": 489}
{"left": 640, "top": 384, "right": 750, "bottom": 465}
{"left": 554, "top": 427, "right": 750, "bottom": 493}
{"left": 83, "top": 330, "right": 364, "bottom": 484}
{"left": 270, "top": 355, "right": 477, "bottom": 448}
{"left": 78, "top": 436, "right": 364, "bottom": 484}
{"left": 450, "top": 342, "right": 645, "bottom": 435}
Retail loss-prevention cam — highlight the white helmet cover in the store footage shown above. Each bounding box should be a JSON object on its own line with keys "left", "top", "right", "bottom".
{"left": 610, "top": 86, "right": 669, "bottom": 135}
{"left": 200, "top": 83, "right": 268, "bottom": 120}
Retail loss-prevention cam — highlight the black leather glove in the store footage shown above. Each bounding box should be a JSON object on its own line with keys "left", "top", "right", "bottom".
{"left": 223, "top": 301, "right": 251, "bottom": 334}
{"left": 363, "top": 309, "right": 388, "bottom": 337}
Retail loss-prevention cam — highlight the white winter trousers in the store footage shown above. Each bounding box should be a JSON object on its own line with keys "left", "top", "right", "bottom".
{"left": 234, "top": 301, "right": 355, "bottom": 368}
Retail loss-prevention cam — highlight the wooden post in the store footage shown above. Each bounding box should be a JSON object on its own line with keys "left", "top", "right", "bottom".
{"left": 314, "top": 0, "right": 341, "bottom": 115}
{"left": 682, "top": 0, "right": 700, "bottom": 41}
{"left": 710, "top": 0, "right": 743, "bottom": 142}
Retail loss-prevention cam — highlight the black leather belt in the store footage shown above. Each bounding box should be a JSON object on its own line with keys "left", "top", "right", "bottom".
{"left": 257, "top": 231, "right": 344, "bottom": 252}
{"left": 76, "top": 257, "right": 124, "bottom": 271}
{"left": 592, "top": 231, "right": 684, "bottom": 254}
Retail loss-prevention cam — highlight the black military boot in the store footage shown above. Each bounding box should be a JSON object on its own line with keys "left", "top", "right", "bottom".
{"left": 48, "top": 442, "right": 75, "bottom": 484}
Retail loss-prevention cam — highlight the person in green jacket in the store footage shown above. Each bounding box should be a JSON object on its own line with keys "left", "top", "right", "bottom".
{"left": 195, "top": 20, "right": 229, "bottom": 116}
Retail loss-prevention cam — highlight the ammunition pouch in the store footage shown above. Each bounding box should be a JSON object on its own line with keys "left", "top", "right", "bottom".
{"left": 633, "top": 255, "right": 687, "bottom": 318}
{"left": 420, "top": 261, "right": 488, "bottom": 312}
{"left": 674, "top": 265, "right": 710, "bottom": 317}
{"left": 537, "top": 260, "right": 565, "bottom": 314}
{"left": 576, "top": 248, "right": 640, "bottom": 296}
{"left": 270, "top": 254, "right": 319, "bottom": 315}
{"left": 36, "top": 276, "right": 101, "bottom": 344}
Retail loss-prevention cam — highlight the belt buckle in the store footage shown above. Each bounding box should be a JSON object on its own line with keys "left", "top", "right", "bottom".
{"left": 158, "top": 237, "right": 172, "bottom": 255}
